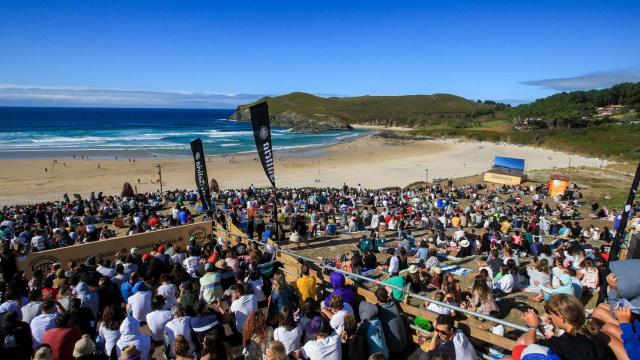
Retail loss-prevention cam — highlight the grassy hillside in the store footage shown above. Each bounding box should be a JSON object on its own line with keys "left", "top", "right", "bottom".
{"left": 232, "top": 92, "right": 496, "bottom": 128}
{"left": 409, "top": 123, "right": 640, "bottom": 161}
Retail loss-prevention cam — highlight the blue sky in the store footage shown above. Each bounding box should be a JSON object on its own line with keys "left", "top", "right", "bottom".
{"left": 1, "top": 0, "right": 639, "bottom": 108}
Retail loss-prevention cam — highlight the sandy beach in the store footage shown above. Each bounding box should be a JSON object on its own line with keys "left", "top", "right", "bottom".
{"left": 0, "top": 135, "right": 607, "bottom": 205}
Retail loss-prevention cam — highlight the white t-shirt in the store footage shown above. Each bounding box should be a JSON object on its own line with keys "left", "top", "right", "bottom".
{"left": 146, "top": 309, "right": 173, "bottom": 342}
{"left": 127, "top": 290, "right": 152, "bottom": 323}
{"left": 164, "top": 316, "right": 195, "bottom": 357}
{"left": 30, "top": 312, "right": 57, "bottom": 348}
{"left": 273, "top": 324, "right": 302, "bottom": 354}
{"left": 230, "top": 294, "right": 257, "bottom": 332}
{"left": 0, "top": 300, "right": 22, "bottom": 320}
{"left": 328, "top": 303, "right": 354, "bottom": 333}
{"left": 388, "top": 256, "right": 400, "bottom": 274}
{"left": 427, "top": 303, "right": 453, "bottom": 315}
{"left": 157, "top": 283, "right": 178, "bottom": 309}
{"left": 97, "top": 266, "right": 116, "bottom": 278}
{"left": 494, "top": 273, "right": 514, "bottom": 293}
{"left": 301, "top": 333, "right": 342, "bottom": 360}
{"left": 183, "top": 256, "right": 201, "bottom": 276}
{"left": 98, "top": 323, "right": 121, "bottom": 357}
{"left": 31, "top": 235, "right": 46, "bottom": 251}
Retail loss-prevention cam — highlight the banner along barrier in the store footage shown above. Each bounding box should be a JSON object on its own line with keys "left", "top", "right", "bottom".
{"left": 17, "top": 222, "right": 213, "bottom": 278}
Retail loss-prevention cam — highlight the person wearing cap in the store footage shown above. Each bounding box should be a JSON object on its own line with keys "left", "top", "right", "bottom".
{"left": 72, "top": 335, "right": 97, "bottom": 360}
{"left": 356, "top": 301, "right": 389, "bottom": 358}
{"left": 457, "top": 238, "right": 472, "bottom": 258}
{"left": 126, "top": 282, "right": 152, "bottom": 323}
{"left": 382, "top": 269, "right": 406, "bottom": 302}
{"left": 118, "top": 344, "right": 142, "bottom": 360}
{"left": 121, "top": 272, "right": 143, "bottom": 303}
{"left": 405, "top": 264, "right": 423, "bottom": 294}
{"left": 199, "top": 261, "right": 224, "bottom": 304}
{"left": 294, "top": 316, "right": 341, "bottom": 360}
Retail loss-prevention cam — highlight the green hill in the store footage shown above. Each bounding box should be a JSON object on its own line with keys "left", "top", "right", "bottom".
{"left": 230, "top": 92, "right": 495, "bottom": 132}
{"left": 509, "top": 82, "right": 640, "bottom": 122}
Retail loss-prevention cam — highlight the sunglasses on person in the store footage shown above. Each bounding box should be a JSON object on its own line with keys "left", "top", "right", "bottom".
{"left": 435, "top": 328, "right": 452, "bottom": 335}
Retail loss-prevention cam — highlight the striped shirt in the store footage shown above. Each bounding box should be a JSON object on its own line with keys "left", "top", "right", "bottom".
{"left": 199, "top": 272, "right": 223, "bottom": 304}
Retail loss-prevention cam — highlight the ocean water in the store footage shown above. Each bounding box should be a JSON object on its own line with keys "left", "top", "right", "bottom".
{"left": 0, "top": 107, "right": 364, "bottom": 158}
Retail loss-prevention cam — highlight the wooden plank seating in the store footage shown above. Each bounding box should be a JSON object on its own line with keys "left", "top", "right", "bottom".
{"left": 216, "top": 221, "right": 518, "bottom": 352}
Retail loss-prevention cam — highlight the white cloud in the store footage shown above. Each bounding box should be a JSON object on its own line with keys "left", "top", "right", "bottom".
{"left": 520, "top": 67, "right": 640, "bottom": 91}
{"left": 0, "top": 84, "right": 265, "bottom": 108}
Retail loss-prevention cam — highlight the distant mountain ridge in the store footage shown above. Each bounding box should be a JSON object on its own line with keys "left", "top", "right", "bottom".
{"left": 230, "top": 92, "right": 494, "bottom": 132}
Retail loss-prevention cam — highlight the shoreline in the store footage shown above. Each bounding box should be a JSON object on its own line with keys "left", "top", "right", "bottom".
{"left": 0, "top": 131, "right": 371, "bottom": 161}
{"left": 0, "top": 134, "right": 608, "bottom": 206}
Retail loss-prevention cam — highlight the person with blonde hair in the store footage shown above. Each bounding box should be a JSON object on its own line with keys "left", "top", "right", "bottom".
{"left": 518, "top": 293, "right": 614, "bottom": 359}
{"left": 266, "top": 341, "right": 288, "bottom": 360}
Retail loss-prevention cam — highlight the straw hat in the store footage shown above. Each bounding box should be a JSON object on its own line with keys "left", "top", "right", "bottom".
{"left": 34, "top": 346, "right": 52, "bottom": 360}
{"left": 409, "top": 264, "right": 419, "bottom": 274}
{"left": 214, "top": 259, "right": 227, "bottom": 270}
{"left": 73, "top": 337, "right": 96, "bottom": 357}
{"left": 431, "top": 266, "right": 442, "bottom": 275}
{"left": 460, "top": 239, "right": 470, "bottom": 248}
{"left": 119, "top": 344, "right": 141, "bottom": 360}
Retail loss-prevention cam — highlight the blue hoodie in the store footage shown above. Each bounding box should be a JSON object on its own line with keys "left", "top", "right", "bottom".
{"left": 323, "top": 272, "right": 356, "bottom": 309}
{"left": 620, "top": 320, "right": 640, "bottom": 360}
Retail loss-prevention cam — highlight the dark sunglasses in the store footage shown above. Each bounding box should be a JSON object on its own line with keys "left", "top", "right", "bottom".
{"left": 435, "top": 328, "right": 451, "bottom": 335}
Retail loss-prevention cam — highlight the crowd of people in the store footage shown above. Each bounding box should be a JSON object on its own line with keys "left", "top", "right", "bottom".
{"left": 0, "top": 180, "right": 638, "bottom": 360}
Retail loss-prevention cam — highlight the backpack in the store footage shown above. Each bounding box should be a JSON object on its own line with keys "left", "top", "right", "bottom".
{"left": 366, "top": 319, "right": 389, "bottom": 359}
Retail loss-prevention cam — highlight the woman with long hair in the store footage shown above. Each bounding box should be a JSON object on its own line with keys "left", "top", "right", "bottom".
{"left": 199, "top": 330, "right": 227, "bottom": 360}
{"left": 518, "top": 293, "right": 615, "bottom": 359}
{"left": 242, "top": 310, "right": 271, "bottom": 360}
{"left": 577, "top": 258, "right": 599, "bottom": 293}
{"left": 273, "top": 306, "right": 302, "bottom": 355}
{"left": 98, "top": 305, "right": 123, "bottom": 359}
{"left": 466, "top": 278, "right": 497, "bottom": 315}
{"left": 441, "top": 273, "right": 461, "bottom": 303}
{"left": 269, "top": 270, "right": 298, "bottom": 323}
{"left": 527, "top": 258, "right": 551, "bottom": 292}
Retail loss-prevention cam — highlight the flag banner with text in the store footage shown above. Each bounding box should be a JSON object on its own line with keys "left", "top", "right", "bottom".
{"left": 250, "top": 102, "right": 276, "bottom": 187}
{"left": 190, "top": 138, "right": 212, "bottom": 209}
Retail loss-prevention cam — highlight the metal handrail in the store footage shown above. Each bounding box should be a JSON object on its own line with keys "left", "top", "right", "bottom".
{"left": 216, "top": 221, "right": 542, "bottom": 338}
